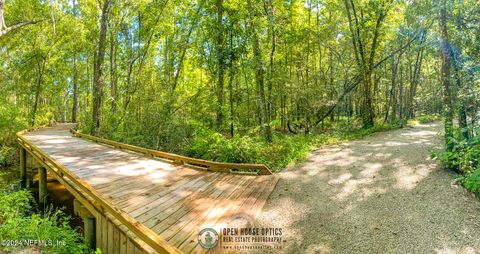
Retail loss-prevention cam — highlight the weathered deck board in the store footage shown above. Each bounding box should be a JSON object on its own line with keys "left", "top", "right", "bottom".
{"left": 23, "top": 124, "right": 279, "bottom": 253}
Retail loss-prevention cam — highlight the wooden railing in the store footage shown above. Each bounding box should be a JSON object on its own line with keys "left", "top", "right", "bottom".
{"left": 70, "top": 129, "right": 273, "bottom": 175}
{"left": 16, "top": 130, "right": 182, "bottom": 254}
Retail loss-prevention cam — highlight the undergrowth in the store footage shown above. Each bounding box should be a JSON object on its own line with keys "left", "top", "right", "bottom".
{"left": 0, "top": 187, "right": 95, "bottom": 253}
{"left": 88, "top": 117, "right": 400, "bottom": 171}
{"left": 432, "top": 127, "right": 480, "bottom": 200}
{"left": 459, "top": 170, "right": 480, "bottom": 199}
{"left": 183, "top": 120, "right": 396, "bottom": 171}
{"left": 408, "top": 115, "right": 443, "bottom": 126}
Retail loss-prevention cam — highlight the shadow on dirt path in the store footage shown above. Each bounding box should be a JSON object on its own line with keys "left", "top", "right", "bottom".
{"left": 254, "top": 122, "right": 480, "bottom": 254}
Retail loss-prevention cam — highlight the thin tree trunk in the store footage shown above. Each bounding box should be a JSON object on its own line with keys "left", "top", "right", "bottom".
{"left": 228, "top": 22, "right": 236, "bottom": 137}
{"left": 110, "top": 28, "right": 118, "bottom": 113}
{"left": 246, "top": 0, "right": 272, "bottom": 142}
{"left": 72, "top": 52, "right": 78, "bottom": 123}
{"left": 92, "top": 0, "right": 112, "bottom": 135}
{"left": 215, "top": 0, "right": 225, "bottom": 130}
{"left": 439, "top": 0, "right": 454, "bottom": 152}
{"left": 267, "top": 0, "right": 276, "bottom": 133}
{"left": 451, "top": 50, "right": 469, "bottom": 140}
{"left": 31, "top": 56, "right": 46, "bottom": 126}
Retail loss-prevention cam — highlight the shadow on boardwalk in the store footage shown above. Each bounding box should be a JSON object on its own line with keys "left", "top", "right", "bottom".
{"left": 254, "top": 122, "right": 480, "bottom": 254}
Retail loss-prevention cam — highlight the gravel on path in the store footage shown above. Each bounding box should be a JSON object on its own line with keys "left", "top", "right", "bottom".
{"left": 253, "top": 122, "right": 480, "bottom": 254}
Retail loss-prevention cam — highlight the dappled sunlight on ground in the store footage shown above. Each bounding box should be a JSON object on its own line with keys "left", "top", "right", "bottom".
{"left": 304, "top": 243, "right": 333, "bottom": 254}
{"left": 394, "top": 163, "right": 434, "bottom": 190}
{"left": 328, "top": 173, "right": 352, "bottom": 185}
{"left": 435, "top": 245, "right": 477, "bottom": 254}
{"left": 255, "top": 122, "right": 480, "bottom": 253}
{"left": 334, "top": 177, "right": 375, "bottom": 201}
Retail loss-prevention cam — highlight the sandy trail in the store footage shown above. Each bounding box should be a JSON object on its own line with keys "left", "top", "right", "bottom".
{"left": 254, "top": 122, "right": 480, "bottom": 254}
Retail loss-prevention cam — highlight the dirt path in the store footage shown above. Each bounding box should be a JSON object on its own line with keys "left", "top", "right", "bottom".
{"left": 255, "top": 122, "right": 480, "bottom": 254}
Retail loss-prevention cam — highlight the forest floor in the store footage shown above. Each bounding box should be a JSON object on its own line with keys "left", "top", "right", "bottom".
{"left": 253, "top": 122, "right": 480, "bottom": 254}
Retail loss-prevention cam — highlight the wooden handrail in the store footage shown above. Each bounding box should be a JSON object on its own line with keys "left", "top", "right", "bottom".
{"left": 70, "top": 129, "right": 273, "bottom": 175}
{"left": 16, "top": 130, "right": 182, "bottom": 254}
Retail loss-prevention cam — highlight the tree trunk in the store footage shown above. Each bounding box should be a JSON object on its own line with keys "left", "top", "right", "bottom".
{"left": 406, "top": 31, "right": 426, "bottom": 119}
{"left": 439, "top": 0, "right": 454, "bottom": 151}
{"left": 267, "top": 0, "right": 276, "bottom": 134}
{"left": 246, "top": 0, "right": 272, "bottom": 142}
{"left": 215, "top": 0, "right": 225, "bottom": 130}
{"left": 344, "top": 0, "right": 387, "bottom": 128}
{"left": 110, "top": 28, "right": 117, "bottom": 113}
{"left": 451, "top": 49, "right": 469, "bottom": 140}
{"left": 0, "top": 0, "right": 5, "bottom": 30}
{"left": 228, "top": 23, "right": 236, "bottom": 137}
{"left": 31, "top": 56, "right": 46, "bottom": 126}
{"left": 72, "top": 53, "right": 78, "bottom": 123}
{"left": 92, "top": 0, "right": 112, "bottom": 135}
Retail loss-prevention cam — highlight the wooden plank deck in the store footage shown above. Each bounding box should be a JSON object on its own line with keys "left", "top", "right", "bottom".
{"left": 22, "top": 124, "right": 279, "bottom": 253}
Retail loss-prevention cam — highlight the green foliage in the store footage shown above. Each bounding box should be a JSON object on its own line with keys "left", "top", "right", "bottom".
{"left": 0, "top": 106, "right": 29, "bottom": 167}
{"left": 0, "top": 211, "right": 90, "bottom": 254}
{"left": 0, "top": 146, "right": 14, "bottom": 167}
{"left": 432, "top": 127, "right": 480, "bottom": 198}
{"left": 343, "top": 122, "right": 397, "bottom": 140}
{"left": 0, "top": 188, "right": 92, "bottom": 253}
{"left": 185, "top": 129, "right": 260, "bottom": 164}
{"left": 413, "top": 115, "right": 443, "bottom": 124}
{"left": 258, "top": 135, "right": 316, "bottom": 170}
{"left": 0, "top": 189, "right": 31, "bottom": 223}
{"left": 183, "top": 121, "right": 396, "bottom": 171}
{"left": 432, "top": 135, "right": 480, "bottom": 173}
{"left": 459, "top": 170, "right": 480, "bottom": 199}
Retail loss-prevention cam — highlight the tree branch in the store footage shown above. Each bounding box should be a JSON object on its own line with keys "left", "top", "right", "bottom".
{"left": 0, "top": 19, "right": 44, "bottom": 37}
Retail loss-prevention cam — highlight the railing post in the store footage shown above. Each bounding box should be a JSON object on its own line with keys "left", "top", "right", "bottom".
{"left": 38, "top": 167, "right": 48, "bottom": 210}
{"left": 19, "top": 147, "right": 27, "bottom": 188}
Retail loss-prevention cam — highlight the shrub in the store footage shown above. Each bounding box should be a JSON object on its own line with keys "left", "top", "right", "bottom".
{"left": 0, "top": 188, "right": 92, "bottom": 253}
{"left": 459, "top": 170, "right": 480, "bottom": 199}
{"left": 183, "top": 123, "right": 395, "bottom": 171}
{"left": 184, "top": 129, "right": 261, "bottom": 164}
{"left": 414, "top": 115, "right": 442, "bottom": 124}
{"left": 0, "top": 189, "right": 31, "bottom": 223}
{"left": 0, "top": 211, "right": 90, "bottom": 254}
{"left": 432, "top": 128, "right": 480, "bottom": 199}
{"left": 0, "top": 146, "right": 15, "bottom": 167}
{"left": 432, "top": 135, "right": 480, "bottom": 173}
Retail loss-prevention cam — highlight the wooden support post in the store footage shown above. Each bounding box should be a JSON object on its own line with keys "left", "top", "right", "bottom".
{"left": 74, "top": 199, "right": 96, "bottom": 249}
{"left": 84, "top": 217, "right": 96, "bottom": 250}
{"left": 19, "top": 147, "right": 27, "bottom": 188}
{"left": 38, "top": 167, "right": 47, "bottom": 210}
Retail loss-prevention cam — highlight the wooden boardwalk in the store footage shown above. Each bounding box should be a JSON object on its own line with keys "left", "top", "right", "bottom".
{"left": 17, "top": 124, "right": 279, "bottom": 254}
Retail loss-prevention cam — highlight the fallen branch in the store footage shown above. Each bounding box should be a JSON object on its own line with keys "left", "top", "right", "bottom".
{"left": 287, "top": 121, "right": 298, "bottom": 134}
